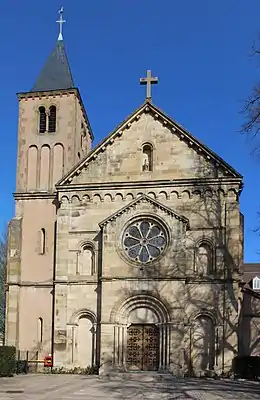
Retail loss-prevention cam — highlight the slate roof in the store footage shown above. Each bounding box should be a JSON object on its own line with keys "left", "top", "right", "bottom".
{"left": 243, "top": 263, "right": 260, "bottom": 283}
{"left": 32, "top": 40, "right": 74, "bottom": 92}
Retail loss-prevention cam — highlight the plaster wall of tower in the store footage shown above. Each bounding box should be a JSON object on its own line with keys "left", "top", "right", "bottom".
{"left": 14, "top": 198, "right": 56, "bottom": 283}
{"left": 5, "top": 87, "right": 92, "bottom": 353}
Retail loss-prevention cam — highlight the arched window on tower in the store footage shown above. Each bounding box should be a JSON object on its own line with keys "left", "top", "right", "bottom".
{"left": 142, "top": 144, "right": 153, "bottom": 172}
{"left": 48, "top": 106, "right": 56, "bottom": 133}
{"left": 39, "top": 107, "right": 47, "bottom": 133}
{"left": 39, "top": 228, "right": 46, "bottom": 255}
{"left": 195, "top": 242, "right": 213, "bottom": 275}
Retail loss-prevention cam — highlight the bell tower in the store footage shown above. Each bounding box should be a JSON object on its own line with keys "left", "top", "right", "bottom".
{"left": 16, "top": 9, "right": 93, "bottom": 193}
{"left": 5, "top": 9, "right": 93, "bottom": 354}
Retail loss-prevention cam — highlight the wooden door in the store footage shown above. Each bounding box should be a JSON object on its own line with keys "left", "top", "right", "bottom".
{"left": 127, "top": 324, "right": 159, "bottom": 371}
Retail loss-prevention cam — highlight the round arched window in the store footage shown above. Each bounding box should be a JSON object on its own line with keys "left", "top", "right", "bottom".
{"left": 123, "top": 219, "right": 167, "bottom": 264}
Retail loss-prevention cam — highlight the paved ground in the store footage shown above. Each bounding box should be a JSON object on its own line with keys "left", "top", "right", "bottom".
{"left": 0, "top": 373, "right": 260, "bottom": 399}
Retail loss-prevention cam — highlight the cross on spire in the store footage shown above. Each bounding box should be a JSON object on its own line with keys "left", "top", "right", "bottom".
{"left": 140, "top": 70, "right": 158, "bottom": 102}
{"left": 56, "top": 7, "right": 66, "bottom": 41}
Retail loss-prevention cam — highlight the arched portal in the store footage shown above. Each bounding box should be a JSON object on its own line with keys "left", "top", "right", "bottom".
{"left": 113, "top": 294, "right": 169, "bottom": 324}
{"left": 111, "top": 294, "right": 169, "bottom": 371}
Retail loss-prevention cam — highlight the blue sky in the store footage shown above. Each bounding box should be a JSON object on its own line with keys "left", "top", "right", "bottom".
{"left": 0, "top": 1, "right": 260, "bottom": 261}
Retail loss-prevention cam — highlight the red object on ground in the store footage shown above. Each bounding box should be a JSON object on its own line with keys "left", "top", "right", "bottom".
{"left": 44, "top": 355, "right": 53, "bottom": 367}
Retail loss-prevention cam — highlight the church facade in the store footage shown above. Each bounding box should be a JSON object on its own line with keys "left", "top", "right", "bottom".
{"left": 5, "top": 25, "right": 244, "bottom": 376}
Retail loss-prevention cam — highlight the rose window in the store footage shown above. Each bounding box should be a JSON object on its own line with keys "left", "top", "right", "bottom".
{"left": 123, "top": 219, "right": 167, "bottom": 264}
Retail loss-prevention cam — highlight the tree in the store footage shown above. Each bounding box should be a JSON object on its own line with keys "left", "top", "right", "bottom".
{"left": 0, "top": 228, "right": 7, "bottom": 342}
{"left": 241, "top": 43, "right": 260, "bottom": 153}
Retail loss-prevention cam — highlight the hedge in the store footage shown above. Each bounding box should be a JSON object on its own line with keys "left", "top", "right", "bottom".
{"left": 0, "top": 346, "right": 16, "bottom": 377}
{"left": 232, "top": 356, "right": 260, "bottom": 379}
{"left": 16, "top": 360, "right": 28, "bottom": 374}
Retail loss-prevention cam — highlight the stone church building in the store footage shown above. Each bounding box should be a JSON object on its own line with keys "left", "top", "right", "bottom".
{"left": 5, "top": 23, "right": 244, "bottom": 376}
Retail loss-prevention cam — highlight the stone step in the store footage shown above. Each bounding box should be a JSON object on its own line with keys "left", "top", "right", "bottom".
{"left": 99, "top": 371, "right": 174, "bottom": 382}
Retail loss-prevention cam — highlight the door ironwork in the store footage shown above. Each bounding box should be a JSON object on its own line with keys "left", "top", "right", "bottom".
{"left": 127, "top": 324, "right": 159, "bottom": 371}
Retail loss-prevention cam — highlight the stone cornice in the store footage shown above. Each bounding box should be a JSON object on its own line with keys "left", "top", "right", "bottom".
{"left": 100, "top": 276, "right": 237, "bottom": 283}
{"left": 6, "top": 281, "right": 53, "bottom": 288}
{"left": 18, "top": 88, "right": 76, "bottom": 99}
{"left": 57, "top": 177, "right": 243, "bottom": 193}
{"left": 68, "top": 230, "right": 100, "bottom": 235}
{"left": 14, "top": 191, "right": 57, "bottom": 200}
{"left": 6, "top": 277, "right": 239, "bottom": 286}
{"left": 54, "top": 280, "right": 98, "bottom": 285}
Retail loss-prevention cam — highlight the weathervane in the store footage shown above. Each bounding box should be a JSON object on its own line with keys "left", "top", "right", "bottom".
{"left": 56, "top": 7, "right": 66, "bottom": 41}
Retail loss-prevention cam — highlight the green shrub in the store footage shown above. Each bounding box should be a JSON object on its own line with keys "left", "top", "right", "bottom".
{"left": 15, "top": 360, "right": 28, "bottom": 374}
{"left": 0, "top": 346, "right": 16, "bottom": 377}
{"left": 232, "top": 356, "right": 260, "bottom": 379}
{"left": 51, "top": 365, "right": 99, "bottom": 375}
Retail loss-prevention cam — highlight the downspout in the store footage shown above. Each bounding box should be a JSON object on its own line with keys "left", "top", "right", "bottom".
{"left": 51, "top": 218, "right": 58, "bottom": 369}
{"left": 222, "top": 202, "right": 227, "bottom": 374}
{"left": 96, "top": 225, "right": 103, "bottom": 369}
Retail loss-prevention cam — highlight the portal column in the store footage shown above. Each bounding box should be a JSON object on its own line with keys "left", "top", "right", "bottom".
{"left": 158, "top": 324, "right": 165, "bottom": 370}
{"left": 113, "top": 324, "right": 127, "bottom": 369}
{"left": 158, "top": 324, "right": 169, "bottom": 371}
{"left": 66, "top": 323, "right": 77, "bottom": 366}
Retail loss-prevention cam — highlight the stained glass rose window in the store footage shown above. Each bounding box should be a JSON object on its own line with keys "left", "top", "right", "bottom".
{"left": 123, "top": 219, "right": 167, "bottom": 264}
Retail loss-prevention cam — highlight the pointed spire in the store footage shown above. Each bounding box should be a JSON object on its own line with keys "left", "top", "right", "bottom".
{"left": 31, "top": 8, "right": 74, "bottom": 92}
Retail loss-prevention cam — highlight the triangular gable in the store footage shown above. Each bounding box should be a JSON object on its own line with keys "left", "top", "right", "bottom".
{"left": 98, "top": 194, "right": 189, "bottom": 228}
{"left": 57, "top": 100, "right": 242, "bottom": 187}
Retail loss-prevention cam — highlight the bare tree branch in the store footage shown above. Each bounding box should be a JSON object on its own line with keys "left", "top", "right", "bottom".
{"left": 241, "top": 41, "right": 260, "bottom": 146}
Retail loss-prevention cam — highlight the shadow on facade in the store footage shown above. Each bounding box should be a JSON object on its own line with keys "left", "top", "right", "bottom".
{"left": 94, "top": 156, "right": 243, "bottom": 376}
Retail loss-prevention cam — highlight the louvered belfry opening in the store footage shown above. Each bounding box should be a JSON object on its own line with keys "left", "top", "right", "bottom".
{"left": 39, "top": 106, "right": 47, "bottom": 133}
{"left": 48, "top": 106, "right": 56, "bottom": 133}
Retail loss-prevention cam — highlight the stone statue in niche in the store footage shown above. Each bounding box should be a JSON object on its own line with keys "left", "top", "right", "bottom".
{"left": 142, "top": 152, "right": 150, "bottom": 171}
{"left": 142, "top": 145, "right": 152, "bottom": 171}
{"left": 81, "top": 130, "right": 88, "bottom": 153}
{"left": 78, "top": 246, "right": 93, "bottom": 275}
